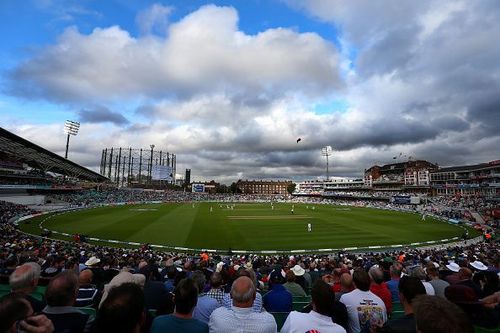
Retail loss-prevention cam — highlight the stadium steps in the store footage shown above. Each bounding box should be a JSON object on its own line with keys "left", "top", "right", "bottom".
{"left": 471, "top": 212, "right": 486, "bottom": 225}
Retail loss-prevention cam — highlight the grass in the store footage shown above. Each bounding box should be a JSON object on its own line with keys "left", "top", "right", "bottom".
{"left": 19, "top": 202, "right": 476, "bottom": 252}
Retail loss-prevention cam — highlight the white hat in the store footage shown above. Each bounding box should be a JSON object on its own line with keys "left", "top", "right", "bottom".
{"left": 85, "top": 256, "right": 101, "bottom": 266}
{"left": 446, "top": 262, "right": 460, "bottom": 272}
{"left": 216, "top": 262, "right": 224, "bottom": 273}
{"left": 432, "top": 262, "right": 440, "bottom": 268}
{"left": 470, "top": 261, "right": 488, "bottom": 271}
{"left": 291, "top": 264, "right": 305, "bottom": 276}
{"left": 99, "top": 272, "right": 145, "bottom": 308}
{"left": 244, "top": 262, "right": 253, "bottom": 270}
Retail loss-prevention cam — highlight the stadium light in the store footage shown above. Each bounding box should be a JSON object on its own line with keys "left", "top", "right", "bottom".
{"left": 150, "top": 144, "right": 155, "bottom": 184}
{"left": 321, "top": 146, "right": 333, "bottom": 181}
{"left": 63, "top": 120, "right": 80, "bottom": 159}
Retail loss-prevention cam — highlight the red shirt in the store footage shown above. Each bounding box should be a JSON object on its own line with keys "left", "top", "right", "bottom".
{"left": 370, "top": 282, "right": 393, "bottom": 314}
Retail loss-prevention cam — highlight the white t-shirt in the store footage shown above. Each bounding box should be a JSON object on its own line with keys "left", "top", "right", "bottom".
{"left": 281, "top": 310, "right": 346, "bottom": 333}
{"left": 340, "top": 289, "right": 387, "bottom": 333}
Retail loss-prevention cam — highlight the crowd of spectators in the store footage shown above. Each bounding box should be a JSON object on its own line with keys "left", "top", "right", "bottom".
{"left": 0, "top": 200, "right": 38, "bottom": 224}
{"left": 0, "top": 190, "right": 499, "bottom": 332}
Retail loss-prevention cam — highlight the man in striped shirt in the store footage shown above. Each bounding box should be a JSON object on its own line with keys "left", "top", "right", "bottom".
{"left": 206, "top": 272, "right": 226, "bottom": 306}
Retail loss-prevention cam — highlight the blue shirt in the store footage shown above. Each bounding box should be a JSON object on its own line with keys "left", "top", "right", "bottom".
{"left": 263, "top": 284, "right": 293, "bottom": 312}
{"left": 150, "top": 314, "right": 208, "bottom": 333}
{"left": 386, "top": 278, "right": 400, "bottom": 302}
{"left": 193, "top": 295, "right": 220, "bottom": 324}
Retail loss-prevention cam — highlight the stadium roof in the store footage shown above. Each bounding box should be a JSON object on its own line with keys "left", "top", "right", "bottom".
{"left": 435, "top": 162, "right": 498, "bottom": 173}
{"left": 0, "top": 127, "right": 108, "bottom": 182}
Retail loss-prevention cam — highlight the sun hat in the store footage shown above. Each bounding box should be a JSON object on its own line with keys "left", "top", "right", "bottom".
{"left": 245, "top": 262, "right": 253, "bottom": 270}
{"left": 85, "top": 256, "right": 101, "bottom": 266}
{"left": 470, "top": 261, "right": 488, "bottom": 271}
{"left": 99, "top": 271, "right": 145, "bottom": 308}
{"left": 446, "top": 262, "right": 460, "bottom": 272}
{"left": 291, "top": 264, "right": 305, "bottom": 276}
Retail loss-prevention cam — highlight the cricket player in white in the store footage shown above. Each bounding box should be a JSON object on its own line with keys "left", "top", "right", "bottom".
{"left": 307, "top": 223, "right": 312, "bottom": 232}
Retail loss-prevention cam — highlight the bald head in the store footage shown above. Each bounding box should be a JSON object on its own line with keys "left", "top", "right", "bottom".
{"left": 369, "top": 266, "right": 385, "bottom": 285}
{"left": 79, "top": 269, "right": 93, "bottom": 285}
{"left": 231, "top": 276, "right": 256, "bottom": 308}
{"left": 340, "top": 273, "right": 353, "bottom": 291}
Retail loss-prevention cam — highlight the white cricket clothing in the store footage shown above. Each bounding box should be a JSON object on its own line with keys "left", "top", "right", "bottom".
{"left": 281, "top": 310, "right": 346, "bottom": 333}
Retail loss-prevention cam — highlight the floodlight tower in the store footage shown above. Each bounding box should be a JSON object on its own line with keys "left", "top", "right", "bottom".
{"left": 321, "top": 146, "right": 333, "bottom": 181}
{"left": 149, "top": 144, "right": 155, "bottom": 183}
{"left": 64, "top": 120, "right": 80, "bottom": 159}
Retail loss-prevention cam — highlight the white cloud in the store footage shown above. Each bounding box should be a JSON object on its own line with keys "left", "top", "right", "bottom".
{"left": 10, "top": 5, "right": 342, "bottom": 103}
{"left": 135, "top": 3, "right": 172, "bottom": 35}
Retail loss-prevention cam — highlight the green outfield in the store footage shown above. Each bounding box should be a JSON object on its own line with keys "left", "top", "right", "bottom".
{"left": 20, "top": 202, "right": 475, "bottom": 252}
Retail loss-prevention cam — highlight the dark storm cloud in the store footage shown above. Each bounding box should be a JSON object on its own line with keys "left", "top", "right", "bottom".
{"left": 356, "top": 25, "right": 420, "bottom": 77}
{"left": 467, "top": 95, "right": 500, "bottom": 134}
{"left": 78, "top": 106, "right": 129, "bottom": 125}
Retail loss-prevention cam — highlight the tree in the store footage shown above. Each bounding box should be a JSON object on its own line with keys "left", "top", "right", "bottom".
{"left": 287, "top": 183, "right": 296, "bottom": 194}
{"left": 229, "top": 182, "right": 241, "bottom": 194}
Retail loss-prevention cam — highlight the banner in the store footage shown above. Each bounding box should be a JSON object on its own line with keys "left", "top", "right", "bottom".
{"left": 192, "top": 184, "right": 205, "bottom": 193}
{"left": 151, "top": 165, "right": 173, "bottom": 181}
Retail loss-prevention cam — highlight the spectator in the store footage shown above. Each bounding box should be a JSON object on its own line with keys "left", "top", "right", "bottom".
{"left": 140, "top": 264, "right": 174, "bottom": 315}
{"left": 410, "top": 267, "right": 435, "bottom": 296}
{"left": 42, "top": 270, "right": 94, "bottom": 333}
{"left": 444, "top": 284, "right": 499, "bottom": 329}
{"left": 283, "top": 270, "right": 307, "bottom": 297}
{"left": 456, "top": 268, "right": 482, "bottom": 298}
{"left": 99, "top": 271, "right": 145, "bottom": 308}
{"left": 340, "top": 269, "right": 387, "bottom": 333}
{"left": 263, "top": 269, "right": 293, "bottom": 312}
{"left": 93, "top": 283, "right": 145, "bottom": 333}
{"left": 163, "top": 265, "right": 177, "bottom": 293}
{"left": 425, "top": 263, "right": 449, "bottom": 298}
{"left": 335, "top": 273, "right": 354, "bottom": 303}
{"left": 376, "top": 276, "right": 426, "bottom": 333}
{"left": 75, "top": 269, "right": 100, "bottom": 308}
{"left": 223, "top": 268, "right": 264, "bottom": 312}
{"left": 290, "top": 264, "right": 307, "bottom": 290}
{"left": 0, "top": 292, "right": 54, "bottom": 333}
{"left": 444, "top": 262, "right": 461, "bottom": 285}
{"left": 192, "top": 271, "right": 219, "bottom": 324}
{"left": 281, "top": 280, "right": 346, "bottom": 333}
{"left": 413, "top": 295, "right": 473, "bottom": 333}
{"left": 150, "top": 278, "right": 208, "bottom": 333}
{"left": 9, "top": 262, "right": 45, "bottom": 312}
{"left": 369, "top": 266, "right": 393, "bottom": 314}
{"left": 206, "top": 272, "right": 226, "bottom": 306}
{"left": 386, "top": 263, "right": 402, "bottom": 303}
{"left": 209, "top": 276, "right": 276, "bottom": 333}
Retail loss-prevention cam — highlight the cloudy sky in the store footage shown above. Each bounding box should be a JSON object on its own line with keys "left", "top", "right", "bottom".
{"left": 1, "top": 0, "right": 499, "bottom": 184}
